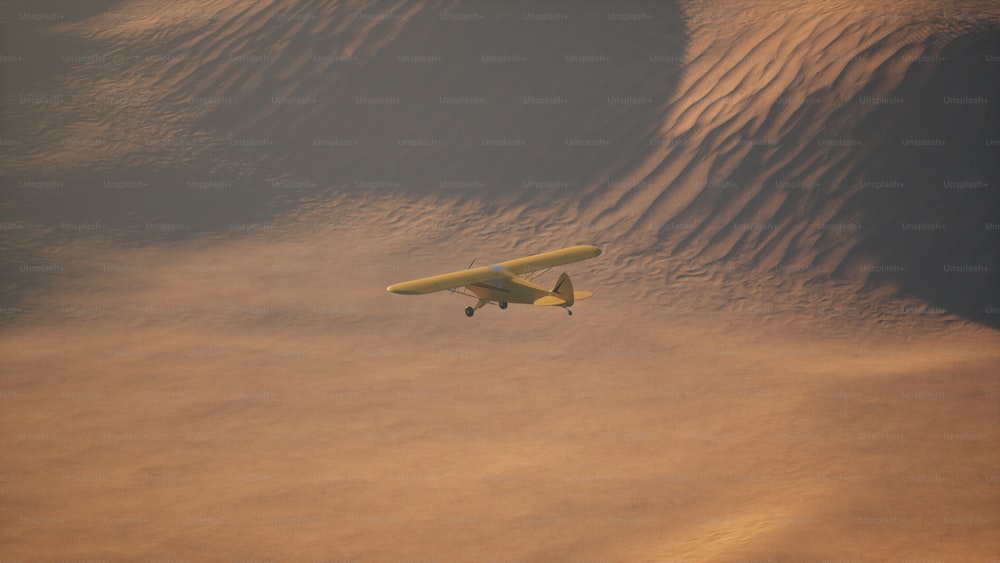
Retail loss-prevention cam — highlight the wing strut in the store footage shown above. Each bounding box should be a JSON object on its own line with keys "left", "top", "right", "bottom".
{"left": 450, "top": 257, "right": 477, "bottom": 294}
{"left": 522, "top": 266, "right": 551, "bottom": 283}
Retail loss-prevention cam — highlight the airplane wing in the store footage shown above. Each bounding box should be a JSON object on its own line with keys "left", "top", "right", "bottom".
{"left": 386, "top": 265, "right": 511, "bottom": 295}
{"left": 495, "top": 245, "right": 602, "bottom": 275}
{"left": 386, "top": 245, "right": 601, "bottom": 295}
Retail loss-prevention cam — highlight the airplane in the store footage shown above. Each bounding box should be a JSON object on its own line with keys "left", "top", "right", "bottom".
{"left": 386, "top": 245, "right": 602, "bottom": 317}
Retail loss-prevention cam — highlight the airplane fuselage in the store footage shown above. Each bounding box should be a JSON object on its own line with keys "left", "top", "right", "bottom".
{"left": 466, "top": 268, "right": 550, "bottom": 305}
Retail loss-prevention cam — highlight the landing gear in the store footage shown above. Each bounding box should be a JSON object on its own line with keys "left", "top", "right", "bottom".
{"left": 499, "top": 302, "right": 508, "bottom": 310}
{"left": 465, "top": 299, "right": 496, "bottom": 317}
{"left": 567, "top": 309, "right": 573, "bottom": 316}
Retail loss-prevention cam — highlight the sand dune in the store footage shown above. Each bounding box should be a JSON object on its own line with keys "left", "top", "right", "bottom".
{"left": 1, "top": 0, "right": 998, "bottom": 560}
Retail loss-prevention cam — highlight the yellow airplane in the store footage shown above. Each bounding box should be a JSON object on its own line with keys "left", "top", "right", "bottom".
{"left": 387, "top": 245, "right": 602, "bottom": 317}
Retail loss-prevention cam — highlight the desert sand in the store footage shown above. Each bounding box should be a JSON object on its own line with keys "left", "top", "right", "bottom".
{"left": 1, "top": 0, "right": 998, "bottom": 560}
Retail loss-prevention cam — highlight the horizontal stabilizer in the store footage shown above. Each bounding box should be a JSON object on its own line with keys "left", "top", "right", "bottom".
{"left": 534, "top": 295, "right": 567, "bottom": 307}
{"left": 573, "top": 291, "right": 594, "bottom": 301}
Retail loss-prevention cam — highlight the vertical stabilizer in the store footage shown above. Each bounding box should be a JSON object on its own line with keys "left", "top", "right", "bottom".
{"left": 551, "top": 272, "right": 575, "bottom": 307}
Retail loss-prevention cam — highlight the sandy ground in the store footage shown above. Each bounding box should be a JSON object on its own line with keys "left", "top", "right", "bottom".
{"left": 2, "top": 0, "right": 998, "bottom": 560}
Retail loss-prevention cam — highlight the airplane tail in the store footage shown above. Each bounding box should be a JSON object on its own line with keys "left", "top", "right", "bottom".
{"left": 550, "top": 272, "right": 575, "bottom": 307}
{"left": 533, "top": 272, "right": 594, "bottom": 307}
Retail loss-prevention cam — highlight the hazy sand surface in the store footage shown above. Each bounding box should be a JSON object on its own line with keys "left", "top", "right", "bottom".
{"left": 1, "top": 0, "right": 998, "bottom": 560}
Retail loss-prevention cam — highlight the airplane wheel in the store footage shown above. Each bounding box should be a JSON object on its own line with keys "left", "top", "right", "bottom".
{"left": 465, "top": 306, "right": 475, "bottom": 317}
{"left": 499, "top": 302, "right": 508, "bottom": 310}
{"left": 567, "top": 309, "right": 573, "bottom": 316}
